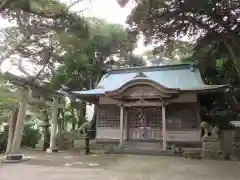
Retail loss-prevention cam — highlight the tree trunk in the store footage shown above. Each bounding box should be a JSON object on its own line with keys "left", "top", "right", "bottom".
{"left": 75, "top": 108, "right": 80, "bottom": 128}
{"left": 61, "top": 109, "right": 65, "bottom": 131}
{"left": 43, "top": 110, "right": 50, "bottom": 151}
{"left": 224, "top": 41, "right": 240, "bottom": 76}
{"left": 82, "top": 101, "right": 87, "bottom": 120}
{"left": 5, "top": 104, "right": 19, "bottom": 154}
{"left": 77, "top": 101, "right": 86, "bottom": 128}
{"left": 57, "top": 108, "right": 65, "bottom": 132}
{"left": 57, "top": 109, "right": 62, "bottom": 133}
{"left": 10, "top": 90, "right": 28, "bottom": 154}
{"left": 90, "top": 105, "right": 97, "bottom": 130}
{"left": 77, "top": 107, "right": 81, "bottom": 129}
{"left": 70, "top": 102, "right": 76, "bottom": 131}
{"left": 90, "top": 73, "right": 101, "bottom": 124}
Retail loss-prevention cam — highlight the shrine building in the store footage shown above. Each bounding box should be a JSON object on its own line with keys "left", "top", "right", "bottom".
{"left": 73, "top": 64, "right": 227, "bottom": 150}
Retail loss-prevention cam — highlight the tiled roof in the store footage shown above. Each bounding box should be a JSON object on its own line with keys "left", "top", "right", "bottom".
{"left": 72, "top": 64, "right": 227, "bottom": 96}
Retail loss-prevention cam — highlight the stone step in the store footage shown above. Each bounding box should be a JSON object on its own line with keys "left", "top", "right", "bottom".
{"left": 123, "top": 143, "right": 162, "bottom": 151}
{"left": 105, "top": 147, "right": 177, "bottom": 156}
{"left": 182, "top": 148, "right": 202, "bottom": 159}
{"left": 124, "top": 141, "right": 161, "bottom": 146}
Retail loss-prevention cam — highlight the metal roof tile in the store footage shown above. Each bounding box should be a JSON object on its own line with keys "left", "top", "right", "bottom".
{"left": 72, "top": 64, "right": 226, "bottom": 95}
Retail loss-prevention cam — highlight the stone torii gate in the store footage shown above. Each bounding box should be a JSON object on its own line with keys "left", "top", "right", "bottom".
{"left": 3, "top": 72, "right": 65, "bottom": 156}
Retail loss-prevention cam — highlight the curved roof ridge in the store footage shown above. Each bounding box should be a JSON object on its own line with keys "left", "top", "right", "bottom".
{"left": 105, "top": 78, "right": 180, "bottom": 97}
{"left": 107, "top": 63, "right": 192, "bottom": 74}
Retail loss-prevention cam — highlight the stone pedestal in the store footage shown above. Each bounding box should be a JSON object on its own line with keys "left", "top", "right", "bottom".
{"left": 46, "top": 148, "right": 58, "bottom": 153}
{"left": 201, "top": 122, "right": 225, "bottom": 160}
{"left": 220, "top": 130, "right": 236, "bottom": 160}
{"left": 202, "top": 138, "right": 224, "bottom": 160}
{"left": 2, "top": 154, "right": 30, "bottom": 163}
{"left": 231, "top": 142, "right": 240, "bottom": 160}
{"left": 232, "top": 127, "right": 240, "bottom": 160}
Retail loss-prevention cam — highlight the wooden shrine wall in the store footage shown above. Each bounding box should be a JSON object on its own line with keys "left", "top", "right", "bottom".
{"left": 96, "top": 103, "right": 201, "bottom": 142}
{"left": 97, "top": 104, "right": 127, "bottom": 139}
{"left": 127, "top": 104, "right": 201, "bottom": 142}
{"left": 167, "top": 103, "right": 201, "bottom": 142}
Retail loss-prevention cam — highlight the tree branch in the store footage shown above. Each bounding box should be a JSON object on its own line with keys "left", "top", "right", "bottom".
{"left": 0, "top": 0, "right": 7, "bottom": 10}
{"left": 67, "top": 0, "right": 88, "bottom": 10}
{"left": 0, "top": 0, "right": 67, "bottom": 19}
{"left": 0, "top": 38, "right": 27, "bottom": 66}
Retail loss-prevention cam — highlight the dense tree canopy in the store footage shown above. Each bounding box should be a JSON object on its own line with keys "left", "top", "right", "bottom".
{"left": 50, "top": 18, "right": 144, "bottom": 91}
{"left": 121, "top": 0, "right": 240, "bottom": 84}
{"left": 0, "top": 0, "right": 89, "bottom": 85}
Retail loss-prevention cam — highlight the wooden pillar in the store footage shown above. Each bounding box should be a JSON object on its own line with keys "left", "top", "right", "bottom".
{"left": 119, "top": 105, "right": 124, "bottom": 147}
{"left": 11, "top": 89, "right": 28, "bottom": 154}
{"left": 47, "top": 96, "right": 59, "bottom": 153}
{"left": 162, "top": 105, "right": 167, "bottom": 150}
{"left": 124, "top": 108, "right": 128, "bottom": 140}
{"left": 95, "top": 105, "right": 100, "bottom": 138}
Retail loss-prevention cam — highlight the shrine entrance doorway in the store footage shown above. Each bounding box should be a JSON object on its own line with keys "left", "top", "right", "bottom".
{"left": 127, "top": 106, "right": 162, "bottom": 141}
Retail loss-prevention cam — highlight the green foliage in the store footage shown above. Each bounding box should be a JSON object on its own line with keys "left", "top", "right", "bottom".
{"left": 1, "top": 0, "right": 89, "bottom": 36}
{"left": 127, "top": 0, "right": 240, "bottom": 80}
{"left": 0, "top": 75, "right": 20, "bottom": 126}
{"left": 51, "top": 18, "right": 142, "bottom": 91}
{"left": 0, "top": 128, "right": 7, "bottom": 153}
{"left": 21, "top": 123, "right": 42, "bottom": 148}
{"left": 0, "top": 0, "right": 90, "bottom": 84}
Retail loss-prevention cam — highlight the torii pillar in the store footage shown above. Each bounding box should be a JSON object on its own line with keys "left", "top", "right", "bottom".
{"left": 10, "top": 89, "right": 28, "bottom": 154}
{"left": 47, "top": 96, "right": 59, "bottom": 153}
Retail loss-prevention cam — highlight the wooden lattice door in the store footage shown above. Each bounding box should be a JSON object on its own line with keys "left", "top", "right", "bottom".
{"left": 128, "top": 106, "right": 161, "bottom": 140}
{"left": 128, "top": 107, "right": 145, "bottom": 140}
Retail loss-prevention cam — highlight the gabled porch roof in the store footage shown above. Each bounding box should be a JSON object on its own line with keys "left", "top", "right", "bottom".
{"left": 72, "top": 64, "right": 228, "bottom": 98}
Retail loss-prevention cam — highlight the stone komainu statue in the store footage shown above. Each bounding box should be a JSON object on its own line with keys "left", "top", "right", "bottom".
{"left": 200, "top": 121, "right": 220, "bottom": 140}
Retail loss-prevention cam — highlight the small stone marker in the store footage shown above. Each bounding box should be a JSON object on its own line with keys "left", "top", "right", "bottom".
{"left": 3, "top": 154, "right": 29, "bottom": 163}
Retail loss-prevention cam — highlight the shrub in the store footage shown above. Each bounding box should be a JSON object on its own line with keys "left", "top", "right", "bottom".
{"left": 21, "top": 124, "right": 42, "bottom": 148}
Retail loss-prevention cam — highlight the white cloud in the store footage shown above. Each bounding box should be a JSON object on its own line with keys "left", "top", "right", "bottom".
{"left": 60, "top": 0, "right": 135, "bottom": 24}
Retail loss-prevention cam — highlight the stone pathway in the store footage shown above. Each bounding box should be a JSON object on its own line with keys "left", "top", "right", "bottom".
{"left": 1, "top": 151, "right": 240, "bottom": 180}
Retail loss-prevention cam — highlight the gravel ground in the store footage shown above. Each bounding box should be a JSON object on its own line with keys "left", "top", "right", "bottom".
{"left": 0, "top": 150, "right": 240, "bottom": 180}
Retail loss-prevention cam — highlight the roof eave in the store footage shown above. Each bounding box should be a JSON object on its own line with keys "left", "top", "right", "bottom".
{"left": 71, "top": 92, "right": 104, "bottom": 97}
{"left": 70, "top": 93, "right": 102, "bottom": 104}
{"left": 181, "top": 84, "right": 229, "bottom": 93}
